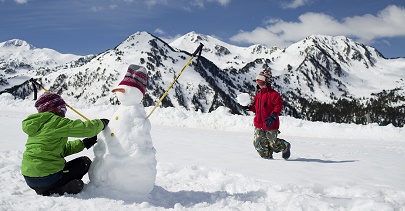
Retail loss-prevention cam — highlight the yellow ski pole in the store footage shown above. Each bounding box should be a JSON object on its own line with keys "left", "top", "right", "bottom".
{"left": 146, "top": 43, "right": 204, "bottom": 120}
{"left": 29, "top": 78, "right": 90, "bottom": 121}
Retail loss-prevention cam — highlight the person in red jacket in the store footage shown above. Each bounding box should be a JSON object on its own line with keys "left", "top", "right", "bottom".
{"left": 248, "top": 69, "right": 291, "bottom": 159}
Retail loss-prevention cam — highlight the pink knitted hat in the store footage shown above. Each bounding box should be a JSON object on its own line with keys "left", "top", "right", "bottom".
{"left": 118, "top": 64, "right": 147, "bottom": 95}
{"left": 35, "top": 92, "right": 66, "bottom": 114}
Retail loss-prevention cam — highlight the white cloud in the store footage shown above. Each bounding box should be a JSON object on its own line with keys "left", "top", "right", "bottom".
{"left": 282, "top": 0, "right": 312, "bottom": 9}
{"left": 145, "top": 0, "right": 168, "bottom": 7}
{"left": 230, "top": 5, "right": 405, "bottom": 48}
{"left": 109, "top": 5, "right": 118, "bottom": 10}
{"left": 191, "top": 0, "right": 205, "bottom": 8}
{"left": 189, "top": 0, "right": 231, "bottom": 8}
{"left": 90, "top": 6, "right": 105, "bottom": 12}
{"left": 90, "top": 4, "right": 118, "bottom": 12}
{"left": 109, "top": 0, "right": 231, "bottom": 11}
{"left": 98, "top": 0, "right": 168, "bottom": 8}
{"left": 154, "top": 28, "right": 165, "bottom": 35}
{"left": 209, "top": 0, "right": 231, "bottom": 6}
{"left": 381, "top": 39, "right": 391, "bottom": 46}
{"left": 14, "top": 0, "right": 28, "bottom": 4}
{"left": 160, "top": 34, "right": 183, "bottom": 44}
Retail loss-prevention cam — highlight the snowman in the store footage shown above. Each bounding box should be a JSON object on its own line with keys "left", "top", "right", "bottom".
{"left": 89, "top": 64, "right": 157, "bottom": 198}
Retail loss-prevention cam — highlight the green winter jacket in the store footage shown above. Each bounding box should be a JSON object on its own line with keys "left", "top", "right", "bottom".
{"left": 21, "top": 112, "right": 104, "bottom": 177}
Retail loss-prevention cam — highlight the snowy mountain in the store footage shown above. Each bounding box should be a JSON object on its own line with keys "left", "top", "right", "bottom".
{"left": 170, "top": 31, "right": 280, "bottom": 70}
{"left": 0, "top": 39, "right": 92, "bottom": 90}
{"left": 0, "top": 32, "right": 404, "bottom": 127}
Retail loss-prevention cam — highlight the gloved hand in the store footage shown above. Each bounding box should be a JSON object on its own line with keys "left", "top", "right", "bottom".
{"left": 241, "top": 105, "right": 251, "bottom": 111}
{"left": 100, "top": 119, "right": 110, "bottom": 130}
{"left": 82, "top": 136, "right": 98, "bottom": 149}
{"left": 265, "top": 113, "right": 277, "bottom": 128}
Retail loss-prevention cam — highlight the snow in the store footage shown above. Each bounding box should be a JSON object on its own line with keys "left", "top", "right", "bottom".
{"left": 0, "top": 93, "right": 404, "bottom": 210}
{"left": 170, "top": 32, "right": 278, "bottom": 70}
{"left": 0, "top": 39, "right": 81, "bottom": 68}
{"left": 236, "top": 93, "right": 251, "bottom": 107}
{"left": 0, "top": 39, "right": 83, "bottom": 92}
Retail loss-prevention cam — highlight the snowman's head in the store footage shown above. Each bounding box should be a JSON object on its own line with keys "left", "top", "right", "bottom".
{"left": 112, "top": 85, "right": 144, "bottom": 105}
{"left": 112, "top": 64, "right": 148, "bottom": 106}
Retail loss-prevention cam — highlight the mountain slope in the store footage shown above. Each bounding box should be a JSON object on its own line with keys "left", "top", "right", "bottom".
{"left": 0, "top": 32, "right": 404, "bottom": 126}
{"left": 170, "top": 31, "right": 280, "bottom": 70}
{"left": 0, "top": 39, "right": 90, "bottom": 90}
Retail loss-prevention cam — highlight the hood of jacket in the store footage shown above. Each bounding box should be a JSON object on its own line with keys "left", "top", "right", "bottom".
{"left": 22, "top": 112, "right": 55, "bottom": 136}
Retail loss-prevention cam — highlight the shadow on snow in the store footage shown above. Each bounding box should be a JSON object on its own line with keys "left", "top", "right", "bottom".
{"left": 287, "top": 158, "right": 358, "bottom": 163}
{"left": 80, "top": 185, "right": 267, "bottom": 208}
{"left": 147, "top": 186, "right": 266, "bottom": 208}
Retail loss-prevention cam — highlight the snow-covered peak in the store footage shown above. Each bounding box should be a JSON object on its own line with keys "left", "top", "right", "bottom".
{"left": 170, "top": 31, "right": 226, "bottom": 52}
{"left": 114, "top": 31, "right": 171, "bottom": 54}
{"left": 0, "top": 39, "right": 36, "bottom": 50}
{"left": 275, "top": 34, "right": 384, "bottom": 71}
{"left": 122, "top": 31, "right": 154, "bottom": 44}
{"left": 298, "top": 34, "right": 383, "bottom": 59}
{"left": 174, "top": 31, "right": 209, "bottom": 45}
{"left": 246, "top": 44, "right": 280, "bottom": 55}
{"left": 0, "top": 38, "right": 82, "bottom": 68}
{"left": 170, "top": 31, "right": 278, "bottom": 69}
{"left": 0, "top": 38, "right": 85, "bottom": 91}
{"left": 268, "top": 34, "right": 403, "bottom": 102}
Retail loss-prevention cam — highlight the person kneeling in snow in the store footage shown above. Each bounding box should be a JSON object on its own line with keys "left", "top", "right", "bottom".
{"left": 245, "top": 69, "right": 291, "bottom": 160}
{"left": 21, "top": 92, "right": 109, "bottom": 196}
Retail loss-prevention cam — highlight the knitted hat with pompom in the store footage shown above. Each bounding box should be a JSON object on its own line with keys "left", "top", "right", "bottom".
{"left": 35, "top": 92, "right": 66, "bottom": 116}
{"left": 256, "top": 68, "right": 272, "bottom": 83}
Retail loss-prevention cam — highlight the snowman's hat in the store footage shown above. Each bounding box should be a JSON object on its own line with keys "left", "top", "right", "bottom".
{"left": 115, "top": 64, "right": 147, "bottom": 95}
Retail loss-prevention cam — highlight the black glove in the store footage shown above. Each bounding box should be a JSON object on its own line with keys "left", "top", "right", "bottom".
{"left": 100, "top": 119, "right": 110, "bottom": 130}
{"left": 82, "top": 136, "right": 98, "bottom": 149}
{"left": 265, "top": 113, "right": 277, "bottom": 128}
{"left": 241, "top": 105, "right": 250, "bottom": 111}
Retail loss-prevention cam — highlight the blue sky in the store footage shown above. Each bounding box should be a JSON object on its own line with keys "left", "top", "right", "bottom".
{"left": 1, "top": 0, "right": 404, "bottom": 58}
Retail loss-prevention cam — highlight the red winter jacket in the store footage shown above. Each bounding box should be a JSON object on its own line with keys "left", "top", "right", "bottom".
{"left": 249, "top": 86, "right": 283, "bottom": 130}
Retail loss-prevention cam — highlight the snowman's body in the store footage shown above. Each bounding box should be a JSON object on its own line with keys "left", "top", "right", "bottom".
{"left": 89, "top": 84, "right": 157, "bottom": 196}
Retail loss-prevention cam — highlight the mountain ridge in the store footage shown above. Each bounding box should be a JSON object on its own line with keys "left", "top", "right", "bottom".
{"left": 0, "top": 31, "right": 404, "bottom": 126}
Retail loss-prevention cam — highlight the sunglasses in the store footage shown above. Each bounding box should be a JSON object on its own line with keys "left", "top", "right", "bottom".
{"left": 256, "top": 81, "right": 266, "bottom": 85}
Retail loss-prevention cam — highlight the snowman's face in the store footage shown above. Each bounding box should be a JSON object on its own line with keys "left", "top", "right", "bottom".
{"left": 112, "top": 85, "right": 144, "bottom": 106}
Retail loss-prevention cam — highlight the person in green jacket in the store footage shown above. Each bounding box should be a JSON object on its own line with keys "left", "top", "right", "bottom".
{"left": 21, "top": 92, "right": 110, "bottom": 196}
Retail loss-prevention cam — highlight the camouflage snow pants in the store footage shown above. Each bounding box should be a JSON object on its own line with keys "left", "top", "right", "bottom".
{"left": 253, "top": 128, "right": 290, "bottom": 159}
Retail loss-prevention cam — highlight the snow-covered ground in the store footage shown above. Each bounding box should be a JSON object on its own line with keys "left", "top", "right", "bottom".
{"left": 0, "top": 94, "right": 404, "bottom": 211}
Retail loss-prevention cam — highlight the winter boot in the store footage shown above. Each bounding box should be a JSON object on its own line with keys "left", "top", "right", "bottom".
{"left": 266, "top": 154, "right": 274, "bottom": 159}
{"left": 282, "top": 142, "right": 291, "bottom": 160}
{"left": 262, "top": 150, "right": 273, "bottom": 159}
{"left": 49, "top": 179, "right": 84, "bottom": 195}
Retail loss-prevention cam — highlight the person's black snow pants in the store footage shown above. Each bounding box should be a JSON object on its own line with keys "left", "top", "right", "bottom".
{"left": 25, "top": 156, "right": 92, "bottom": 196}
